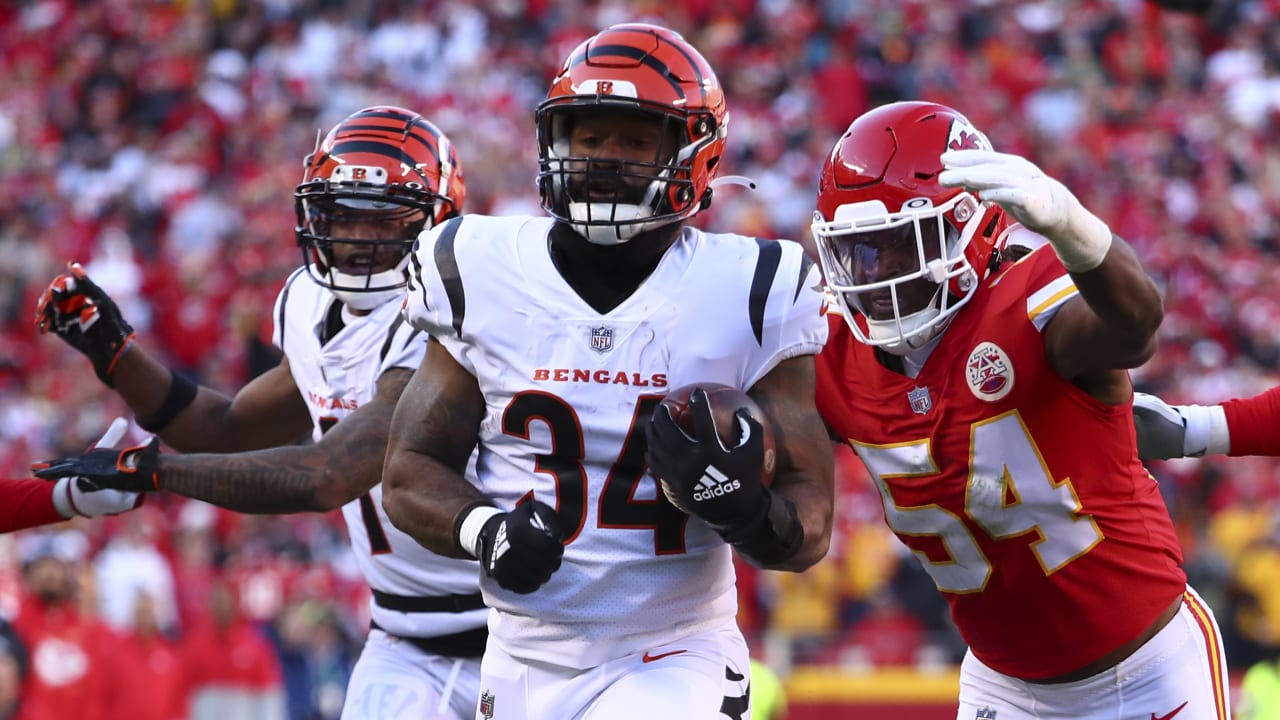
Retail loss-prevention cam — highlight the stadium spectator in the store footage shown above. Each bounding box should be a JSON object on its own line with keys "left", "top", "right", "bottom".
{"left": 9, "top": 529, "right": 123, "bottom": 720}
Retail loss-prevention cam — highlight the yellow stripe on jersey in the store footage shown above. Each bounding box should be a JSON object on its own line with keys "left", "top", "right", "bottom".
{"left": 1184, "top": 589, "right": 1230, "bottom": 720}
{"left": 1026, "top": 275, "right": 1078, "bottom": 332}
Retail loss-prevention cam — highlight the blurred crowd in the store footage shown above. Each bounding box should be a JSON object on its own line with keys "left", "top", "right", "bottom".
{"left": 4, "top": 0, "right": 1280, "bottom": 716}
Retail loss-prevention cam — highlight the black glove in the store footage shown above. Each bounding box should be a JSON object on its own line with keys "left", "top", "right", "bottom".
{"left": 477, "top": 500, "right": 566, "bottom": 594}
{"left": 35, "top": 262, "right": 135, "bottom": 387}
{"left": 32, "top": 437, "right": 161, "bottom": 492}
{"left": 645, "top": 387, "right": 767, "bottom": 528}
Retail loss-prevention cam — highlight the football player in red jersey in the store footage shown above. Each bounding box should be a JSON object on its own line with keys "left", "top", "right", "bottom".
{"left": 810, "top": 101, "right": 1228, "bottom": 719}
{"left": 1133, "top": 387, "right": 1280, "bottom": 459}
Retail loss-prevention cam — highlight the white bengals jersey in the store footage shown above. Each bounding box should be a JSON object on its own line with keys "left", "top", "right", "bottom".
{"left": 402, "top": 215, "right": 828, "bottom": 668}
{"left": 272, "top": 269, "right": 485, "bottom": 640}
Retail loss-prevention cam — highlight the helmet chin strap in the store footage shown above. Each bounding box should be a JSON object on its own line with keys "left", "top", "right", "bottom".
{"left": 330, "top": 286, "right": 401, "bottom": 311}
{"left": 316, "top": 264, "right": 407, "bottom": 311}
{"left": 567, "top": 201, "right": 680, "bottom": 245}
{"left": 866, "top": 304, "right": 947, "bottom": 356}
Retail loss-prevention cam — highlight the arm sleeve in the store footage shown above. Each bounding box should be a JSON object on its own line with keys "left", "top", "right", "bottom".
{"left": 0, "top": 480, "right": 66, "bottom": 533}
{"left": 1222, "top": 385, "right": 1280, "bottom": 456}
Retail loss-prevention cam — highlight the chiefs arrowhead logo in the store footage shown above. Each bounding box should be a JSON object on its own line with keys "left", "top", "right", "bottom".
{"left": 947, "top": 118, "right": 992, "bottom": 152}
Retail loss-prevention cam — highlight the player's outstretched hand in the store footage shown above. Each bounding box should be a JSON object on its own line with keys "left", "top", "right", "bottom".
{"left": 939, "top": 149, "right": 1113, "bottom": 273}
{"left": 476, "top": 500, "right": 566, "bottom": 594}
{"left": 35, "top": 262, "right": 136, "bottom": 387}
{"left": 1131, "top": 392, "right": 1227, "bottom": 460}
{"left": 45, "top": 418, "right": 145, "bottom": 518}
{"left": 939, "top": 149, "right": 1075, "bottom": 236}
{"left": 33, "top": 426, "right": 161, "bottom": 494}
{"left": 1132, "top": 392, "right": 1190, "bottom": 460}
{"left": 645, "top": 388, "right": 766, "bottom": 527}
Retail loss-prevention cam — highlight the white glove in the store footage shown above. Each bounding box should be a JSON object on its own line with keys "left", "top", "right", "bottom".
{"left": 50, "top": 417, "right": 144, "bottom": 519}
{"left": 52, "top": 476, "right": 143, "bottom": 518}
{"left": 1131, "top": 392, "right": 1230, "bottom": 460}
{"left": 939, "top": 149, "right": 1113, "bottom": 272}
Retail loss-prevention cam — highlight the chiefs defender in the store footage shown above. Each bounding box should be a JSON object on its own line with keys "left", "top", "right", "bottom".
{"left": 811, "top": 102, "right": 1229, "bottom": 719}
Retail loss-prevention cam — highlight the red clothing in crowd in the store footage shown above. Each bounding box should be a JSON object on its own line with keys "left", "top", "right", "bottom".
{"left": 0, "top": 482, "right": 64, "bottom": 535}
{"left": 10, "top": 596, "right": 122, "bottom": 720}
{"left": 182, "top": 616, "right": 282, "bottom": 698}
{"left": 113, "top": 632, "right": 186, "bottom": 720}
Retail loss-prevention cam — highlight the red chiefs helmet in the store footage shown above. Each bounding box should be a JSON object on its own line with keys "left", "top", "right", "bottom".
{"left": 295, "top": 106, "right": 465, "bottom": 310}
{"left": 811, "top": 101, "right": 1009, "bottom": 354}
{"left": 536, "top": 23, "right": 728, "bottom": 245}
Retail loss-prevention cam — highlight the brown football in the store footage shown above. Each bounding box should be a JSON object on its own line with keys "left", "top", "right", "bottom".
{"left": 657, "top": 382, "right": 776, "bottom": 487}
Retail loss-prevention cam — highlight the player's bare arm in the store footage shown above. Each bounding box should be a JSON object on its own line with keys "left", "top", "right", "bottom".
{"left": 36, "top": 263, "right": 311, "bottom": 450}
{"left": 114, "top": 348, "right": 313, "bottom": 452}
{"left": 382, "top": 338, "right": 489, "bottom": 558}
{"left": 748, "top": 355, "right": 836, "bottom": 571}
{"left": 1042, "top": 235, "right": 1163, "bottom": 391}
{"left": 142, "top": 367, "right": 412, "bottom": 513}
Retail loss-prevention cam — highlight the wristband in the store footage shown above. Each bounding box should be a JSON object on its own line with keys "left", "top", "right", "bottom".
{"left": 51, "top": 477, "right": 77, "bottom": 519}
{"left": 715, "top": 491, "right": 804, "bottom": 567}
{"left": 1049, "top": 198, "right": 1113, "bottom": 273}
{"left": 136, "top": 370, "right": 198, "bottom": 433}
{"left": 1182, "top": 403, "right": 1229, "bottom": 457}
{"left": 454, "top": 502, "right": 502, "bottom": 559}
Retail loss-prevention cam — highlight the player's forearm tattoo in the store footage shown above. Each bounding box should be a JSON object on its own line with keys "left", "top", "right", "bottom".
{"left": 163, "top": 452, "right": 329, "bottom": 513}
{"left": 158, "top": 373, "right": 408, "bottom": 513}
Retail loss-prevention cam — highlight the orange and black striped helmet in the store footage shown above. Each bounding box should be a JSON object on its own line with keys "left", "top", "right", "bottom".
{"left": 294, "top": 106, "right": 465, "bottom": 308}
{"left": 536, "top": 23, "right": 728, "bottom": 244}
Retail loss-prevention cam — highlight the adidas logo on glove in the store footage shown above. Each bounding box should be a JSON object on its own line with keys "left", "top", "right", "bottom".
{"left": 693, "top": 466, "right": 741, "bottom": 502}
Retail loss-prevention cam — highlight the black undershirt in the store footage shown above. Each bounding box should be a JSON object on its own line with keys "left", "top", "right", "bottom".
{"left": 546, "top": 221, "right": 682, "bottom": 315}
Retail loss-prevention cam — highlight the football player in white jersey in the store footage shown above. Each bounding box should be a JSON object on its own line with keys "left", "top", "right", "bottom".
{"left": 381, "top": 24, "right": 835, "bottom": 720}
{"left": 33, "top": 106, "right": 484, "bottom": 720}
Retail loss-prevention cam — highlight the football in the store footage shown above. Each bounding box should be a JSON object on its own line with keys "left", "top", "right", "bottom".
{"left": 657, "top": 382, "right": 776, "bottom": 486}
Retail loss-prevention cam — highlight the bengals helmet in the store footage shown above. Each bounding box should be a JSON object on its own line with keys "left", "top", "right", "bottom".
{"left": 295, "top": 106, "right": 465, "bottom": 310}
{"left": 810, "top": 101, "right": 1009, "bottom": 355}
{"left": 536, "top": 23, "right": 727, "bottom": 245}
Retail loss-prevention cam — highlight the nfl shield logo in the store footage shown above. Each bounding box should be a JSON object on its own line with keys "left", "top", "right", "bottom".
{"left": 907, "top": 386, "right": 932, "bottom": 414}
{"left": 479, "top": 691, "right": 496, "bottom": 719}
{"left": 976, "top": 708, "right": 997, "bottom": 720}
{"left": 590, "top": 325, "right": 614, "bottom": 353}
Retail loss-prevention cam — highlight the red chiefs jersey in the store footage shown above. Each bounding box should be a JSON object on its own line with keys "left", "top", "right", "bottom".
{"left": 0, "top": 481, "right": 63, "bottom": 534}
{"left": 815, "top": 246, "right": 1186, "bottom": 680}
{"left": 1223, "top": 385, "right": 1280, "bottom": 456}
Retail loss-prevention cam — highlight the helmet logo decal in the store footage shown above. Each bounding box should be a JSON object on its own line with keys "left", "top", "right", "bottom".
{"left": 947, "top": 119, "right": 992, "bottom": 152}
{"left": 573, "top": 78, "right": 637, "bottom": 98}
{"left": 965, "top": 341, "right": 1014, "bottom": 402}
